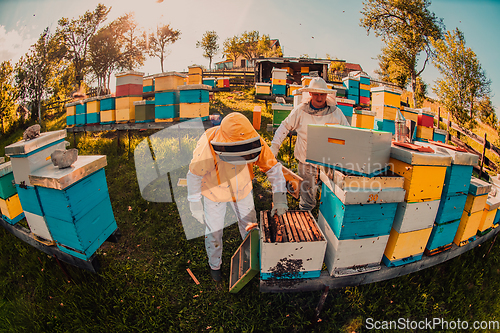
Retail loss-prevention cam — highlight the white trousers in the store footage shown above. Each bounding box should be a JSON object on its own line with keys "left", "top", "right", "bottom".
{"left": 203, "top": 191, "right": 256, "bottom": 270}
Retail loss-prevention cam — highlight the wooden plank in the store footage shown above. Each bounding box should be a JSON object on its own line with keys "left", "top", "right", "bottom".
{"left": 282, "top": 213, "right": 294, "bottom": 242}
{"left": 278, "top": 215, "right": 289, "bottom": 243}
{"left": 295, "top": 212, "right": 313, "bottom": 242}
{"left": 261, "top": 211, "right": 271, "bottom": 243}
{"left": 283, "top": 213, "right": 298, "bottom": 242}
{"left": 302, "top": 211, "right": 321, "bottom": 241}
{"left": 273, "top": 214, "right": 283, "bottom": 243}
{"left": 289, "top": 212, "right": 306, "bottom": 241}
{"left": 260, "top": 224, "right": 500, "bottom": 293}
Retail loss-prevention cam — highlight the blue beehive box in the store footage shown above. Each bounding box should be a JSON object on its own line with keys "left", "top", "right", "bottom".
{"left": 375, "top": 119, "right": 395, "bottom": 134}
{"left": 155, "top": 91, "right": 179, "bottom": 106}
{"left": 66, "top": 115, "right": 76, "bottom": 126}
{"left": 16, "top": 185, "right": 44, "bottom": 216}
{"left": 435, "top": 194, "right": 468, "bottom": 224}
{"left": 29, "top": 155, "right": 117, "bottom": 260}
{"left": 75, "top": 103, "right": 86, "bottom": 115}
{"left": 0, "top": 162, "right": 16, "bottom": 200}
{"left": 100, "top": 95, "right": 116, "bottom": 111}
{"left": 272, "top": 84, "right": 286, "bottom": 96}
{"left": 86, "top": 112, "right": 100, "bottom": 124}
{"left": 426, "top": 219, "right": 461, "bottom": 254}
{"left": 75, "top": 113, "right": 86, "bottom": 126}
{"left": 433, "top": 129, "right": 447, "bottom": 143}
{"left": 202, "top": 77, "right": 216, "bottom": 88}
{"left": 179, "top": 88, "right": 209, "bottom": 104}
{"left": 155, "top": 105, "right": 178, "bottom": 120}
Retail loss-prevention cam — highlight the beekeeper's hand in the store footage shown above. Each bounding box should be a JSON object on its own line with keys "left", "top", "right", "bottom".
{"left": 189, "top": 200, "right": 205, "bottom": 224}
{"left": 271, "top": 192, "right": 288, "bottom": 216}
{"left": 270, "top": 143, "right": 280, "bottom": 157}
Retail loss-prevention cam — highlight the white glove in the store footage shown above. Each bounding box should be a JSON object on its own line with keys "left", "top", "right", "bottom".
{"left": 189, "top": 201, "right": 205, "bottom": 224}
{"left": 271, "top": 192, "right": 288, "bottom": 217}
{"left": 270, "top": 143, "right": 280, "bottom": 157}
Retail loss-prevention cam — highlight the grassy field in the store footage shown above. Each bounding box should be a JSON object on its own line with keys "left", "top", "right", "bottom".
{"left": 2, "top": 88, "right": 500, "bottom": 332}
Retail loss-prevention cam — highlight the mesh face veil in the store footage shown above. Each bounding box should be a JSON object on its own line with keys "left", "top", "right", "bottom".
{"left": 211, "top": 135, "right": 262, "bottom": 165}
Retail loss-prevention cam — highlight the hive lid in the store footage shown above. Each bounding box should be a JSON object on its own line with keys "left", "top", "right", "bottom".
{"left": 469, "top": 177, "right": 492, "bottom": 196}
{"left": 115, "top": 70, "right": 145, "bottom": 77}
{"left": 177, "top": 84, "right": 211, "bottom": 91}
{"left": 5, "top": 130, "right": 67, "bottom": 156}
{"left": 486, "top": 195, "right": 500, "bottom": 211}
{"left": 353, "top": 109, "right": 376, "bottom": 116}
{"left": 65, "top": 101, "right": 82, "bottom": 107}
{"left": 336, "top": 98, "right": 355, "bottom": 105}
{"left": 413, "top": 141, "right": 478, "bottom": 166}
{"left": 85, "top": 95, "right": 103, "bottom": 102}
{"left": 370, "top": 86, "right": 403, "bottom": 94}
{"left": 0, "top": 161, "right": 12, "bottom": 177}
{"left": 100, "top": 94, "right": 115, "bottom": 99}
{"left": 390, "top": 143, "right": 452, "bottom": 166}
{"left": 28, "top": 155, "right": 107, "bottom": 190}
{"left": 271, "top": 103, "right": 294, "bottom": 110}
{"left": 151, "top": 71, "right": 188, "bottom": 78}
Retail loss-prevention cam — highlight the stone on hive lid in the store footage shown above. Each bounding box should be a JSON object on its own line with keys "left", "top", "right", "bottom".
{"left": 23, "top": 124, "right": 41, "bottom": 141}
{"left": 51, "top": 149, "right": 78, "bottom": 169}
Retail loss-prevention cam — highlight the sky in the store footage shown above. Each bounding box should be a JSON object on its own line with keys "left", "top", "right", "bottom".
{"left": 1, "top": 0, "right": 499, "bottom": 114}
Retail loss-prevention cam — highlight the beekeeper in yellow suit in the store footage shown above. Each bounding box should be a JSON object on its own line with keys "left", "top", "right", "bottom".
{"left": 187, "top": 112, "right": 288, "bottom": 282}
{"left": 271, "top": 77, "right": 350, "bottom": 211}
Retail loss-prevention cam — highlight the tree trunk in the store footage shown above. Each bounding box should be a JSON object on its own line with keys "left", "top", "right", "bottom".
{"left": 160, "top": 53, "right": 164, "bottom": 73}
{"left": 410, "top": 71, "right": 417, "bottom": 108}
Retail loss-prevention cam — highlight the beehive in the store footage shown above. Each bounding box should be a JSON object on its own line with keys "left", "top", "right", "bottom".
{"left": 143, "top": 76, "right": 154, "bottom": 93}
{"left": 383, "top": 226, "right": 433, "bottom": 267}
{"left": 29, "top": 155, "right": 118, "bottom": 260}
{"left": 371, "top": 86, "right": 402, "bottom": 109}
{"left": 75, "top": 101, "right": 87, "bottom": 127}
{"left": 374, "top": 119, "right": 395, "bottom": 134}
{"left": 372, "top": 104, "right": 399, "bottom": 121}
{"left": 433, "top": 128, "right": 448, "bottom": 143}
{"left": 134, "top": 100, "right": 155, "bottom": 123}
{"left": 0, "top": 193, "right": 23, "bottom": 224}
{"left": 255, "top": 82, "right": 271, "bottom": 95}
{"left": 352, "top": 109, "right": 376, "bottom": 129}
{"left": 288, "top": 84, "right": 301, "bottom": 97}
{"left": 389, "top": 143, "right": 451, "bottom": 202}
{"left": 336, "top": 98, "right": 355, "bottom": 118}
{"left": 478, "top": 196, "right": 500, "bottom": 235}
{"left": 392, "top": 200, "right": 440, "bottom": 233}
{"left": 85, "top": 96, "right": 101, "bottom": 125}
{"left": 0, "top": 162, "right": 16, "bottom": 200}
{"left": 178, "top": 84, "right": 210, "bottom": 120}
{"left": 100, "top": 95, "right": 116, "bottom": 124}
{"left": 217, "top": 77, "right": 229, "bottom": 88}
{"left": 416, "top": 125, "right": 433, "bottom": 141}
{"left": 115, "top": 96, "right": 142, "bottom": 123}
{"left": 188, "top": 66, "right": 203, "bottom": 85}
{"left": 259, "top": 210, "right": 326, "bottom": 280}
{"left": 5, "top": 130, "right": 67, "bottom": 186}
{"left": 115, "top": 71, "right": 144, "bottom": 97}
{"left": 202, "top": 77, "right": 216, "bottom": 88}
{"left": 65, "top": 101, "right": 78, "bottom": 127}
{"left": 401, "top": 106, "right": 419, "bottom": 123}
{"left": 153, "top": 72, "right": 187, "bottom": 92}
{"left": 271, "top": 103, "right": 293, "bottom": 128}
{"left": 418, "top": 109, "right": 434, "bottom": 128}
{"left": 426, "top": 219, "right": 461, "bottom": 255}
{"left": 306, "top": 124, "right": 392, "bottom": 177}
{"left": 318, "top": 169, "right": 404, "bottom": 276}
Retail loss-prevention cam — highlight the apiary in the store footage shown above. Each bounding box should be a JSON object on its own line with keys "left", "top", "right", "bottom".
{"left": 454, "top": 177, "right": 491, "bottom": 246}
{"left": 317, "top": 169, "right": 405, "bottom": 276}
{"left": 85, "top": 96, "right": 101, "bottom": 125}
{"left": 143, "top": 76, "right": 154, "bottom": 93}
{"left": 5, "top": 129, "right": 67, "bottom": 186}
{"left": 0, "top": 161, "right": 16, "bottom": 200}
{"left": 272, "top": 103, "right": 293, "bottom": 128}
{"left": 259, "top": 210, "right": 326, "bottom": 280}
{"left": 115, "top": 71, "right": 144, "bottom": 97}
{"left": 153, "top": 72, "right": 187, "bottom": 92}
{"left": 134, "top": 100, "right": 155, "bottom": 123}
{"left": 389, "top": 143, "right": 451, "bottom": 202}
{"left": 336, "top": 98, "right": 355, "bottom": 118}
{"left": 352, "top": 109, "right": 375, "bottom": 129}
{"left": 306, "top": 124, "right": 392, "bottom": 177}
{"left": 29, "top": 155, "right": 117, "bottom": 260}
{"left": 178, "top": 84, "right": 210, "bottom": 119}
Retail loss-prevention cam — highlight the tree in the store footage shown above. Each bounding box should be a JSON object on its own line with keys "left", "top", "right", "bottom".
{"left": 477, "top": 96, "right": 497, "bottom": 129}
{"left": 89, "top": 23, "right": 121, "bottom": 93}
{"left": 0, "top": 61, "right": 18, "bottom": 133}
{"left": 240, "top": 30, "right": 260, "bottom": 61}
{"left": 431, "top": 28, "right": 491, "bottom": 128}
{"left": 360, "top": 0, "right": 444, "bottom": 107}
{"left": 257, "top": 35, "right": 282, "bottom": 58}
{"left": 148, "top": 24, "right": 181, "bottom": 72}
{"left": 116, "top": 13, "right": 147, "bottom": 71}
{"left": 196, "top": 31, "right": 219, "bottom": 71}
{"left": 222, "top": 36, "right": 242, "bottom": 65}
{"left": 56, "top": 3, "right": 110, "bottom": 88}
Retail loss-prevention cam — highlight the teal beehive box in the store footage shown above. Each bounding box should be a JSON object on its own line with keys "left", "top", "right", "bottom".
{"left": 0, "top": 162, "right": 16, "bottom": 200}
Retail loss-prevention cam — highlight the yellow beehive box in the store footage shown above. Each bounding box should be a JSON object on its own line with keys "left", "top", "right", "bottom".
{"left": 359, "top": 83, "right": 370, "bottom": 91}
{"left": 100, "top": 110, "right": 116, "bottom": 122}
{"left": 188, "top": 75, "right": 202, "bottom": 85}
{"left": 384, "top": 226, "right": 433, "bottom": 261}
{"left": 352, "top": 109, "right": 376, "bottom": 129}
{"left": 255, "top": 83, "right": 271, "bottom": 95}
{"left": 153, "top": 72, "right": 187, "bottom": 92}
{"left": 478, "top": 208, "right": 496, "bottom": 233}
{"left": 401, "top": 107, "right": 419, "bottom": 123}
{"left": 115, "top": 96, "right": 142, "bottom": 111}
{"left": 86, "top": 96, "right": 101, "bottom": 114}
{"left": 371, "top": 86, "right": 402, "bottom": 108}
{"left": 0, "top": 194, "right": 23, "bottom": 220}
{"left": 390, "top": 158, "right": 447, "bottom": 202}
{"left": 464, "top": 194, "right": 488, "bottom": 214}
{"left": 272, "top": 78, "right": 286, "bottom": 86}
{"left": 301, "top": 76, "right": 312, "bottom": 87}
{"left": 301, "top": 67, "right": 309, "bottom": 73}
{"left": 188, "top": 66, "right": 203, "bottom": 76}
{"left": 143, "top": 77, "right": 154, "bottom": 87}
{"left": 454, "top": 210, "right": 482, "bottom": 246}
{"left": 288, "top": 84, "right": 301, "bottom": 96}
{"left": 115, "top": 108, "right": 135, "bottom": 123}
{"left": 371, "top": 104, "right": 398, "bottom": 121}
{"left": 66, "top": 104, "right": 76, "bottom": 116}
{"left": 416, "top": 125, "right": 433, "bottom": 140}
{"left": 179, "top": 103, "right": 209, "bottom": 119}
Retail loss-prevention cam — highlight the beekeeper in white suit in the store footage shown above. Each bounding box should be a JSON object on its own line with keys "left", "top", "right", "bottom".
{"left": 271, "top": 77, "right": 350, "bottom": 211}
{"left": 187, "top": 112, "right": 287, "bottom": 282}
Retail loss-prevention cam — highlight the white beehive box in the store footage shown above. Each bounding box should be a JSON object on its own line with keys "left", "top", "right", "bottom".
{"left": 392, "top": 200, "right": 440, "bottom": 233}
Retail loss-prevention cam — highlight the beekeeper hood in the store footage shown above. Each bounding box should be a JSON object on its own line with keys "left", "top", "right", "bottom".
{"left": 210, "top": 113, "right": 262, "bottom": 165}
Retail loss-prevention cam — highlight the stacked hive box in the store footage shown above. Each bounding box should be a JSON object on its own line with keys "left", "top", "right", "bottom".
{"left": 255, "top": 82, "right": 271, "bottom": 96}
{"left": 202, "top": 77, "right": 216, "bottom": 89}
{"left": 416, "top": 109, "right": 434, "bottom": 142}
{"left": 153, "top": 72, "right": 186, "bottom": 122}
{"left": 342, "top": 76, "right": 360, "bottom": 105}
{"left": 259, "top": 210, "right": 327, "bottom": 280}
{"left": 334, "top": 84, "right": 347, "bottom": 98}
{"left": 85, "top": 96, "right": 101, "bottom": 125}
{"left": 354, "top": 73, "right": 371, "bottom": 107}
{"left": 65, "top": 101, "right": 77, "bottom": 127}
{"left": 271, "top": 68, "right": 287, "bottom": 96}
{"left": 188, "top": 66, "right": 203, "bottom": 85}
{"left": 420, "top": 142, "right": 478, "bottom": 255}
{"left": 293, "top": 90, "right": 302, "bottom": 108}
{"left": 371, "top": 86, "right": 402, "bottom": 135}
{"left": 217, "top": 77, "right": 229, "bottom": 88}
{"left": 272, "top": 103, "right": 294, "bottom": 128}
{"left": 29, "top": 155, "right": 118, "bottom": 260}
{"left": 134, "top": 100, "right": 155, "bottom": 123}
{"left": 75, "top": 101, "right": 87, "bottom": 127}
{"left": 143, "top": 76, "right": 154, "bottom": 93}
{"left": 0, "top": 161, "right": 24, "bottom": 225}
{"left": 478, "top": 195, "right": 500, "bottom": 236}
{"left": 352, "top": 109, "right": 376, "bottom": 129}
{"left": 300, "top": 67, "right": 309, "bottom": 77}
{"left": 384, "top": 143, "right": 451, "bottom": 266}
{"left": 301, "top": 76, "right": 312, "bottom": 87}
{"left": 433, "top": 129, "right": 448, "bottom": 143}
{"left": 288, "top": 84, "right": 301, "bottom": 97}
{"left": 336, "top": 97, "right": 355, "bottom": 121}
{"left": 318, "top": 170, "right": 405, "bottom": 276}
{"left": 5, "top": 130, "right": 68, "bottom": 243}
{"left": 178, "top": 84, "right": 210, "bottom": 120}
{"left": 401, "top": 106, "right": 419, "bottom": 125}
{"left": 306, "top": 124, "right": 392, "bottom": 177}
{"left": 115, "top": 71, "right": 144, "bottom": 123}
{"left": 454, "top": 178, "right": 491, "bottom": 246}
{"left": 100, "top": 95, "right": 116, "bottom": 124}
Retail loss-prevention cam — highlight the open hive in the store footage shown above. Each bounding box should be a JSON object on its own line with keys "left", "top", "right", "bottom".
{"left": 259, "top": 210, "right": 326, "bottom": 280}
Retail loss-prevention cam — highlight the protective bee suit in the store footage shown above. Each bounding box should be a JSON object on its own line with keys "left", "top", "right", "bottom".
{"left": 270, "top": 77, "right": 350, "bottom": 211}
{"left": 187, "top": 112, "right": 287, "bottom": 277}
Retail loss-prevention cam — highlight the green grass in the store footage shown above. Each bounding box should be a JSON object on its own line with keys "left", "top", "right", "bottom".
{"left": 2, "top": 87, "right": 500, "bottom": 332}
